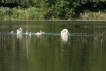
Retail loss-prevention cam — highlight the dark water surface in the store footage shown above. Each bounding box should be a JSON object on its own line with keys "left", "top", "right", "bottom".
{"left": 0, "top": 21, "right": 106, "bottom": 71}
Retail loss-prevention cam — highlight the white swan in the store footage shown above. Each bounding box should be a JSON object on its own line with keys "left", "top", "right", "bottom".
{"left": 40, "top": 30, "right": 45, "bottom": 34}
{"left": 35, "top": 30, "right": 45, "bottom": 35}
{"left": 25, "top": 31, "right": 28, "bottom": 34}
{"left": 16, "top": 28, "right": 22, "bottom": 34}
{"left": 35, "top": 32, "right": 42, "bottom": 35}
{"left": 61, "top": 29, "right": 69, "bottom": 42}
{"left": 10, "top": 31, "right": 14, "bottom": 34}
{"left": 29, "top": 32, "right": 31, "bottom": 35}
{"left": 19, "top": 28, "right": 22, "bottom": 33}
{"left": 16, "top": 28, "right": 22, "bottom": 40}
{"left": 29, "top": 32, "right": 31, "bottom": 38}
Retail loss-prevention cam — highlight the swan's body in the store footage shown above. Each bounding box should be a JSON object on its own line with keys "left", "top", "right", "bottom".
{"left": 61, "top": 29, "right": 69, "bottom": 42}
{"left": 35, "top": 32, "right": 42, "bottom": 35}
{"left": 40, "top": 30, "right": 45, "bottom": 34}
{"left": 10, "top": 31, "right": 14, "bottom": 34}
{"left": 25, "top": 31, "right": 28, "bottom": 34}
{"left": 35, "top": 30, "right": 45, "bottom": 35}
{"left": 16, "top": 29, "right": 19, "bottom": 34}
{"left": 16, "top": 28, "right": 22, "bottom": 40}
{"left": 29, "top": 32, "right": 31, "bottom": 35}
{"left": 29, "top": 32, "right": 31, "bottom": 38}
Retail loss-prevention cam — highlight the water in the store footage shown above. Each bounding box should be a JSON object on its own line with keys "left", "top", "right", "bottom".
{"left": 0, "top": 21, "right": 106, "bottom": 71}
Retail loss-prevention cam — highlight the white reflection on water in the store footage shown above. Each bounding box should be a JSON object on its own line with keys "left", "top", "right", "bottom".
{"left": 17, "top": 34, "right": 22, "bottom": 40}
{"left": 61, "top": 34, "right": 69, "bottom": 42}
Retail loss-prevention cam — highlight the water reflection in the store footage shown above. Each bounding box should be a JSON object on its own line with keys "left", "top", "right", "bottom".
{"left": 17, "top": 34, "right": 22, "bottom": 40}
{"left": 0, "top": 34, "right": 29, "bottom": 71}
{"left": 0, "top": 22, "right": 106, "bottom": 71}
{"left": 93, "top": 31, "right": 106, "bottom": 48}
{"left": 61, "top": 35, "right": 69, "bottom": 42}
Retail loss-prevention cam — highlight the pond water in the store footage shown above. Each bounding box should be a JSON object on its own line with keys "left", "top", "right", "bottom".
{"left": 0, "top": 21, "right": 106, "bottom": 71}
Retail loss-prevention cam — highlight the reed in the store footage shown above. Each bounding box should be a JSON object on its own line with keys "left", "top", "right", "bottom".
{"left": 79, "top": 11, "right": 106, "bottom": 21}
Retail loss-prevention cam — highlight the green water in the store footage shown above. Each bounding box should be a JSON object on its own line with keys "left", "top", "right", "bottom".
{"left": 0, "top": 21, "right": 106, "bottom": 71}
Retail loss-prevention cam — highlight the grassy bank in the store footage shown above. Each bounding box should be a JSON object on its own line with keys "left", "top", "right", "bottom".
{"left": 0, "top": 7, "right": 44, "bottom": 21}
{"left": 79, "top": 11, "right": 106, "bottom": 21}
{"left": 0, "top": 7, "right": 106, "bottom": 21}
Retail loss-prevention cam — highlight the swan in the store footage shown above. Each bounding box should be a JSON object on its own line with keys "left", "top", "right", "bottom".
{"left": 61, "top": 29, "right": 69, "bottom": 35}
{"left": 35, "top": 30, "right": 45, "bottom": 35}
{"left": 19, "top": 28, "right": 22, "bottom": 33}
{"left": 29, "top": 32, "right": 31, "bottom": 35}
{"left": 61, "top": 29, "right": 69, "bottom": 42}
{"left": 35, "top": 32, "right": 42, "bottom": 35}
{"left": 29, "top": 32, "right": 31, "bottom": 38}
{"left": 16, "top": 28, "right": 22, "bottom": 40}
{"left": 16, "top": 28, "right": 22, "bottom": 34}
{"left": 25, "top": 31, "right": 28, "bottom": 34}
{"left": 40, "top": 30, "right": 45, "bottom": 34}
{"left": 10, "top": 31, "right": 14, "bottom": 34}
{"left": 16, "top": 29, "right": 20, "bottom": 34}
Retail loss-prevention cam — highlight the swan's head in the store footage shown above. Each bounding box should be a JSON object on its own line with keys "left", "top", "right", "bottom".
{"left": 61, "top": 29, "right": 68, "bottom": 34}
{"left": 19, "top": 28, "right": 22, "bottom": 31}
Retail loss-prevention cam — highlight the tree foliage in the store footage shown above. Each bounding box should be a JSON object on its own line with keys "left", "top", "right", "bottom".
{"left": 0, "top": 0, "right": 106, "bottom": 20}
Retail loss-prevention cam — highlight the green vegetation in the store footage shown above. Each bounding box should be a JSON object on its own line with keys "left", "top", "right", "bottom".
{"left": 78, "top": 11, "right": 106, "bottom": 21}
{"left": 0, "top": 0, "right": 106, "bottom": 21}
{"left": 0, "top": 7, "right": 43, "bottom": 21}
